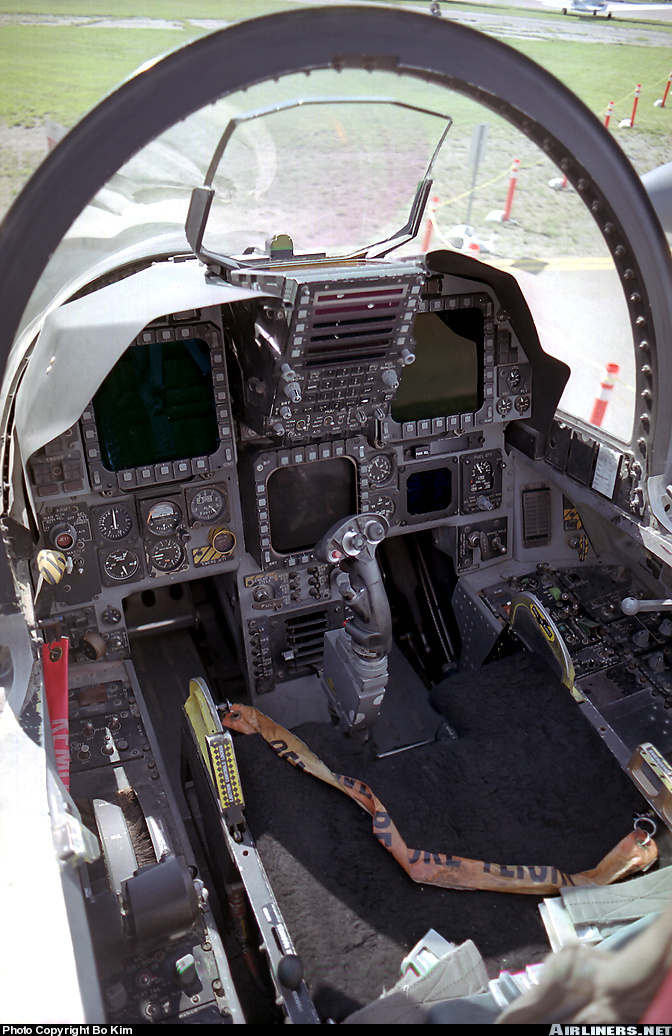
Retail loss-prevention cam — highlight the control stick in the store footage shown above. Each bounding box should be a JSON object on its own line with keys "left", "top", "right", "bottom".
{"left": 315, "top": 514, "right": 391, "bottom": 732}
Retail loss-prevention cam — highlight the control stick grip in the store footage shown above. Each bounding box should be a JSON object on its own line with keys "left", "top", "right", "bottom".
{"left": 315, "top": 514, "right": 392, "bottom": 655}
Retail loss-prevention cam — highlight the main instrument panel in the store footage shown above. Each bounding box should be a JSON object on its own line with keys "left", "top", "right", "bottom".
{"left": 26, "top": 257, "right": 542, "bottom": 695}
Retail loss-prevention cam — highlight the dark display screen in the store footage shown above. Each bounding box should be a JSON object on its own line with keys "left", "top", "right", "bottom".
{"left": 267, "top": 456, "right": 357, "bottom": 554}
{"left": 92, "top": 338, "right": 219, "bottom": 471}
{"left": 406, "top": 467, "right": 452, "bottom": 515}
{"left": 391, "top": 307, "right": 484, "bottom": 423}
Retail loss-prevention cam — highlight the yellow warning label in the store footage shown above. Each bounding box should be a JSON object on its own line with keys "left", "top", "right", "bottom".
{"left": 578, "top": 534, "right": 589, "bottom": 563}
{"left": 193, "top": 545, "right": 228, "bottom": 568}
{"left": 563, "top": 502, "right": 583, "bottom": 531}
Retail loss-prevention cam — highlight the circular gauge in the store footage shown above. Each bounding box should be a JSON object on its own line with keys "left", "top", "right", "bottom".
{"left": 371, "top": 495, "right": 396, "bottom": 523}
{"left": 149, "top": 539, "right": 184, "bottom": 572}
{"left": 146, "top": 501, "right": 181, "bottom": 536}
{"left": 506, "top": 366, "right": 522, "bottom": 390}
{"left": 189, "top": 486, "right": 226, "bottom": 523}
{"left": 369, "top": 454, "right": 394, "bottom": 487}
{"left": 496, "top": 397, "right": 512, "bottom": 417}
{"left": 470, "top": 459, "right": 494, "bottom": 493}
{"left": 515, "top": 395, "right": 531, "bottom": 413}
{"left": 103, "top": 548, "right": 140, "bottom": 582}
{"left": 97, "top": 505, "right": 133, "bottom": 541}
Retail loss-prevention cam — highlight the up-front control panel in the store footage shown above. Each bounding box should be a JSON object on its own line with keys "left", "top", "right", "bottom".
{"left": 227, "top": 263, "right": 423, "bottom": 443}
{"left": 227, "top": 264, "right": 534, "bottom": 449}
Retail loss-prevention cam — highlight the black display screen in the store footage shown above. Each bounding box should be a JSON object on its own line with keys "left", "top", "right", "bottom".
{"left": 92, "top": 338, "right": 219, "bottom": 471}
{"left": 391, "top": 307, "right": 484, "bottom": 423}
{"left": 406, "top": 467, "right": 452, "bottom": 515}
{"left": 267, "top": 456, "right": 357, "bottom": 554}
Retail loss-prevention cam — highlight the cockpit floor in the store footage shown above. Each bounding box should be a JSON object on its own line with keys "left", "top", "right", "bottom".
{"left": 233, "top": 651, "right": 661, "bottom": 1022}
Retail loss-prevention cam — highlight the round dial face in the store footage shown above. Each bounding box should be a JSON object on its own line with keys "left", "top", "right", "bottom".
{"left": 369, "top": 454, "right": 393, "bottom": 487}
{"left": 103, "top": 548, "right": 140, "bottom": 582}
{"left": 146, "top": 501, "right": 181, "bottom": 535}
{"left": 470, "top": 459, "right": 494, "bottom": 493}
{"left": 507, "top": 366, "right": 522, "bottom": 390}
{"left": 189, "top": 486, "right": 226, "bottom": 523}
{"left": 371, "top": 495, "right": 396, "bottom": 523}
{"left": 97, "top": 505, "right": 133, "bottom": 541}
{"left": 149, "top": 539, "right": 184, "bottom": 572}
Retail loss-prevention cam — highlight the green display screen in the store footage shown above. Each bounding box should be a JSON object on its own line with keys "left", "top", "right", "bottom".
{"left": 92, "top": 338, "right": 219, "bottom": 471}
{"left": 391, "top": 307, "right": 484, "bottom": 423}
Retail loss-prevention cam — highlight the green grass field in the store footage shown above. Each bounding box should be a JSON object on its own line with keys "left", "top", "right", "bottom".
{"left": 0, "top": 2, "right": 670, "bottom": 127}
{"left": 0, "top": 1, "right": 670, "bottom": 218}
{"left": 0, "top": 0, "right": 288, "bottom": 17}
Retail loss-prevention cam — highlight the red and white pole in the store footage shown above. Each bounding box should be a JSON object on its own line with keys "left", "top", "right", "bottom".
{"left": 604, "top": 101, "right": 614, "bottom": 128}
{"left": 630, "top": 84, "right": 642, "bottom": 127}
{"left": 590, "top": 362, "right": 620, "bottom": 427}
{"left": 657, "top": 73, "right": 672, "bottom": 108}
{"left": 502, "top": 159, "right": 519, "bottom": 223}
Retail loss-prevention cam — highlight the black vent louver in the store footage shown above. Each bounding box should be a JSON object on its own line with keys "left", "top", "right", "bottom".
{"left": 521, "top": 487, "right": 552, "bottom": 547}
{"left": 304, "top": 284, "right": 408, "bottom": 366}
{"left": 284, "top": 610, "right": 330, "bottom": 668}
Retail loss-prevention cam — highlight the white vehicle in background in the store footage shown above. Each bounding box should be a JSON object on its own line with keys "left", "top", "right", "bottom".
{"left": 563, "top": 0, "right": 612, "bottom": 15}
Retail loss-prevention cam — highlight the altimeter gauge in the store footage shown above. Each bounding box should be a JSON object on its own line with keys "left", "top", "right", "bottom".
{"left": 189, "top": 486, "right": 226, "bottom": 523}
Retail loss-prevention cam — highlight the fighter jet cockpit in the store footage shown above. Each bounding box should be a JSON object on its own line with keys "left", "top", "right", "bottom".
{"left": 3, "top": 5, "right": 672, "bottom": 1025}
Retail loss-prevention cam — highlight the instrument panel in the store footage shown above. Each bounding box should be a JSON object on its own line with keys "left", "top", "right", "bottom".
{"left": 27, "top": 256, "right": 554, "bottom": 695}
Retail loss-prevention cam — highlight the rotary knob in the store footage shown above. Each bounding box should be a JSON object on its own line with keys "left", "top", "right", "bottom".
{"left": 252, "top": 584, "right": 274, "bottom": 603}
{"left": 381, "top": 369, "right": 399, "bottom": 390}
